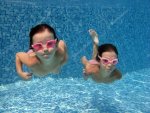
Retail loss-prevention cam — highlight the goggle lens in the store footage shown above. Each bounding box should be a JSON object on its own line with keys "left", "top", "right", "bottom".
{"left": 32, "top": 40, "right": 57, "bottom": 51}
{"left": 99, "top": 56, "right": 118, "bottom": 65}
{"left": 32, "top": 43, "right": 43, "bottom": 51}
{"left": 46, "top": 40, "right": 56, "bottom": 48}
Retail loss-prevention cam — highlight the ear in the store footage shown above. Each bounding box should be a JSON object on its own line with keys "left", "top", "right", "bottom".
{"left": 81, "top": 56, "right": 88, "bottom": 66}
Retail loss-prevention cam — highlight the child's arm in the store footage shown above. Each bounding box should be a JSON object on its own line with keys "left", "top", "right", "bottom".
{"left": 16, "top": 52, "right": 32, "bottom": 80}
{"left": 88, "top": 29, "right": 99, "bottom": 59}
{"left": 57, "top": 40, "right": 68, "bottom": 65}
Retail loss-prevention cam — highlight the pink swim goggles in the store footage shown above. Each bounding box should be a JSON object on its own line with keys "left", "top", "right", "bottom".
{"left": 98, "top": 56, "right": 118, "bottom": 65}
{"left": 32, "top": 39, "right": 57, "bottom": 51}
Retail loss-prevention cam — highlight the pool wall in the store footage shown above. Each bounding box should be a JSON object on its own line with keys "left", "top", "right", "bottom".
{"left": 0, "top": 0, "right": 150, "bottom": 84}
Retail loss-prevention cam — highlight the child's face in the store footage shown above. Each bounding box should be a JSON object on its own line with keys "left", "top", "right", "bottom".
{"left": 100, "top": 51, "right": 118, "bottom": 72}
{"left": 32, "top": 29, "right": 57, "bottom": 59}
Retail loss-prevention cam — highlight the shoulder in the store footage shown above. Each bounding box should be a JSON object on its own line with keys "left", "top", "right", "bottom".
{"left": 81, "top": 57, "right": 97, "bottom": 68}
{"left": 83, "top": 58, "right": 100, "bottom": 70}
{"left": 56, "top": 40, "right": 67, "bottom": 55}
{"left": 16, "top": 52, "right": 39, "bottom": 66}
{"left": 87, "top": 63, "right": 100, "bottom": 74}
{"left": 89, "top": 59, "right": 100, "bottom": 70}
{"left": 16, "top": 51, "right": 36, "bottom": 57}
{"left": 58, "top": 40, "right": 66, "bottom": 48}
{"left": 16, "top": 52, "right": 29, "bottom": 57}
{"left": 112, "top": 69, "right": 122, "bottom": 79}
{"left": 89, "top": 59, "right": 100, "bottom": 65}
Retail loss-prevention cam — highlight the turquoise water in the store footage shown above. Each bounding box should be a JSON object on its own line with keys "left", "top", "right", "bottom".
{"left": 0, "top": 68, "right": 150, "bottom": 112}
{"left": 0, "top": 0, "right": 150, "bottom": 113}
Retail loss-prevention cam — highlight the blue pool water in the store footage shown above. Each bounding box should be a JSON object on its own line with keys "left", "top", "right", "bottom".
{"left": 0, "top": 68, "right": 150, "bottom": 113}
{"left": 0, "top": 0, "right": 150, "bottom": 113}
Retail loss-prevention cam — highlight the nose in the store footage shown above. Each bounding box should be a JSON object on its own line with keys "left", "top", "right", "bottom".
{"left": 107, "top": 63, "right": 113, "bottom": 68}
{"left": 44, "top": 49, "right": 48, "bottom": 53}
{"left": 43, "top": 45, "right": 48, "bottom": 52}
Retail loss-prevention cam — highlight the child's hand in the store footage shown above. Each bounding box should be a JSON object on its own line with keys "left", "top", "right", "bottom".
{"left": 82, "top": 59, "right": 99, "bottom": 76}
{"left": 81, "top": 56, "right": 92, "bottom": 75}
{"left": 83, "top": 64, "right": 93, "bottom": 75}
{"left": 20, "top": 72, "right": 32, "bottom": 80}
{"left": 88, "top": 29, "right": 99, "bottom": 45}
{"left": 88, "top": 29, "right": 98, "bottom": 37}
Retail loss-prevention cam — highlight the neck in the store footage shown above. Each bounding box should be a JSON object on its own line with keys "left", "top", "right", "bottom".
{"left": 99, "top": 68, "right": 112, "bottom": 78}
{"left": 37, "top": 51, "right": 56, "bottom": 65}
{"left": 40, "top": 56, "right": 54, "bottom": 65}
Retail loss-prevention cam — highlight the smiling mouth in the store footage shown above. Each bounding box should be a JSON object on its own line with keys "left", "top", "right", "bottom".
{"left": 106, "top": 68, "right": 112, "bottom": 71}
{"left": 43, "top": 53, "right": 48, "bottom": 55}
{"left": 43, "top": 54, "right": 50, "bottom": 58}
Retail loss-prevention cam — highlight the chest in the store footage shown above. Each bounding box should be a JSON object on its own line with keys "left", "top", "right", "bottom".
{"left": 30, "top": 57, "right": 61, "bottom": 75}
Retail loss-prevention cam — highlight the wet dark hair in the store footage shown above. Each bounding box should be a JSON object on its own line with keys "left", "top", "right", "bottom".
{"left": 29, "top": 23, "right": 58, "bottom": 49}
{"left": 96, "top": 44, "right": 118, "bottom": 61}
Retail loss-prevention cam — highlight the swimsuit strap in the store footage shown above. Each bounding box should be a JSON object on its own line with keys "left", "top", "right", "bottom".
{"left": 89, "top": 59, "right": 100, "bottom": 65}
{"left": 27, "top": 49, "right": 36, "bottom": 57}
{"left": 27, "top": 49, "right": 34, "bottom": 54}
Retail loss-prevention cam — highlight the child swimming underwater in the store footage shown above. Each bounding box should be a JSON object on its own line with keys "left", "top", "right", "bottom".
{"left": 81, "top": 29, "right": 122, "bottom": 83}
{"left": 16, "top": 24, "right": 68, "bottom": 80}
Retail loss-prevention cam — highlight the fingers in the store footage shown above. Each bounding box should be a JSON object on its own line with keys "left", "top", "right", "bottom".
{"left": 83, "top": 68, "right": 90, "bottom": 75}
{"left": 27, "top": 73, "right": 32, "bottom": 77}
{"left": 83, "top": 68, "right": 88, "bottom": 77}
{"left": 88, "top": 29, "right": 94, "bottom": 33}
{"left": 83, "top": 68, "right": 86, "bottom": 74}
{"left": 21, "top": 72, "right": 32, "bottom": 80}
{"left": 88, "top": 29, "right": 98, "bottom": 38}
{"left": 88, "top": 29, "right": 96, "bottom": 35}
